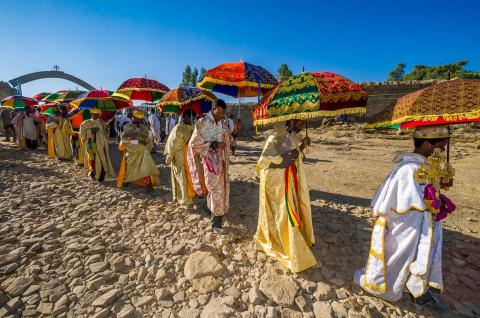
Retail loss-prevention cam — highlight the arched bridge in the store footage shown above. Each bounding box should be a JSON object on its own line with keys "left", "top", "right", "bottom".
{"left": 8, "top": 71, "right": 96, "bottom": 95}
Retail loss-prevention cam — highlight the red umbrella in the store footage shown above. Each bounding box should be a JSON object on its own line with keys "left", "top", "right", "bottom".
{"left": 115, "top": 77, "right": 169, "bottom": 102}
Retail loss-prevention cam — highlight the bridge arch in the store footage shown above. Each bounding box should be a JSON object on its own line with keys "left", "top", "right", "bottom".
{"left": 8, "top": 71, "right": 96, "bottom": 95}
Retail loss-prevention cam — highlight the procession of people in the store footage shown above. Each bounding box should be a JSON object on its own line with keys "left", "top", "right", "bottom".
{"left": 1, "top": 73, "right": 474, "bottom": 314}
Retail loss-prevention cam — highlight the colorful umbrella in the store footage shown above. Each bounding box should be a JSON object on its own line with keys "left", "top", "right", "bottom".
{"left": 115, "top": 77, "right": 170, "bottom": 102}
{"left": 67, "top": 107, "right": 116, "bottom": 126}
{"left": 0, "top": 95, "right": 38, "bottom": 109}
{"left": 71, "top": 90, "right": 132, "bottom": 111}
{"left": 157, "top": 86, "right": 217, "bottom": 114}
{"left": 252, "top": 72, "right": 368, "bottom": 126}
{"left": 197, "top": 61, "right": 278, "bottom": 98}
{"left": 41, "top": 90, "right": 70, "bottom": 103}
{"left": 52, "top": 90, "right": 86, "bottom": 104}
{"left": 365, "top": 79, "right": 480, "bottom": 129}
{"left": 33, "top": 92, "right": 51, "bottom": 101}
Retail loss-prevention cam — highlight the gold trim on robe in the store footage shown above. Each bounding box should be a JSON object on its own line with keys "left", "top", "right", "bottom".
{"left": 254, "top": 126, "right": 316, "bottom": 273}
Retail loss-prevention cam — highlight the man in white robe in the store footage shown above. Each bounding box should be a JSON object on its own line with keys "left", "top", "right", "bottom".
{"left": 354, "top": 125, "right": 455, "bottom": 309}
{"left": 148, "top": 109, "right": 161, "bottom": 145}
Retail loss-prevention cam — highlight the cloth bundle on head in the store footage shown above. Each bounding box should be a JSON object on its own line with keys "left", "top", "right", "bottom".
{"left": 133, "top": 110, "right": 144, "bottom": 119}
{"left": 90, "top": 108, "right": 102, "bottom": 114}
{"left": 413, "top": 125, "right": 449, "bottom": 139}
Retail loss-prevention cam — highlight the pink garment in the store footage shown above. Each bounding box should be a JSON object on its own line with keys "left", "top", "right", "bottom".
{"left": 187, "top": 113, "right": 231, "bottom": 216}
{"left": 423, "top": 184, "right": 456, "bottom": 221}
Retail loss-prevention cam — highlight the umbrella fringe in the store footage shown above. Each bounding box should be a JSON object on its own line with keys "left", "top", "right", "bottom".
{"left": 253, "top": 107, "right": 366, "bottom": 126}
{"left": 365, "top": 109, "right": 480, "bottom": 129}
{"left": 197, "top": 77, "right": 277, "bottom": 89}
{"left": 117, "top": 88, "right": 168, "bottom": 93}
{"left": 157, "top": 94, "right": 216, "bottom": 107}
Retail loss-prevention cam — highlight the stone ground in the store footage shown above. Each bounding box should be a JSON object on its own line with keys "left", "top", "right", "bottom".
{"left": 0, "top": 124, "right": 479, "bottom": 318}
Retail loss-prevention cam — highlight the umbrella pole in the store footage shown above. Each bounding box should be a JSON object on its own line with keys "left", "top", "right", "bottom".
{"left": 238, "top": 98, "right": 241, "bottom": 118}
{"left": 447, "top": 126, "right": 451, "bottom": 163}
{"left": 304, "top": 120, "right": 309, "bottom": 154}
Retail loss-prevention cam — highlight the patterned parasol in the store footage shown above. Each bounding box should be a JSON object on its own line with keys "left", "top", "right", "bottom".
{"left": 71, "top": 90, "right": 132, "bottom": 112}
{"left": 0, "top": 95, "right": 38, "bottom": 109}
{"left": 157, "top": 86, "right": 217, "bottom": 114}
{"left": 366, "top": 79, "right": 480, "bottom": 129}
{"left": 197, "top": 61, "right": 278, "bottom": 98}
{"left": 41, "top": 90, "right": 70, "bottom": 103}
{"left": 33, "top": 92, "right": 51, "bottom": 101}
{"left": 51, "top": 90, "right": 86, "bottom": 104}
{"left": 115, "top": 77, "right": 170, "bottom": 102}
{"left": 252, "top": 72, "right": 368, "bottom": 126}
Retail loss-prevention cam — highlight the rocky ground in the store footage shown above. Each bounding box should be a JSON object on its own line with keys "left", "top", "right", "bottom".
{"left": 0, "top": 124, "right": 479, "bottom": 318}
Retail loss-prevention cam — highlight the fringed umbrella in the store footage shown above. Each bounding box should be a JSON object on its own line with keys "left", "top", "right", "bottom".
{"left": 0, "top": 95, "right": 38, "bottom": 109}
{"left": 365, "top": 79, "right": 480, "bottom": 129}
{"left": 197, "top": 61, "right": 278, "bottom": 98}
{"left": 252, "top": 72, "right": 367, "bottom": 126}
{"left": 115, "top": 77, "right": 169, "bottom": 102}
{"left": 157, "top": 86, "right": 217, "bottom": 114}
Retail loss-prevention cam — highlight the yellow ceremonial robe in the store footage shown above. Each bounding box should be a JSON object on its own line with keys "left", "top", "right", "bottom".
{"left": 164, "top": 122, "right": 195, "bottom": 206}
{"left": 79, "top": 119, "right": 115, "bottom": 179}
{"left": 62, "top": 120, "right": 85, "bottom": 165}
{"left": 46, "top": 117, "right": 73, "bottom": 159}
{"left": 117, "top": 123, "right": 159, "bottom": 188}
{"left": 254, "top": 127, "right": 317, "bottom": 273}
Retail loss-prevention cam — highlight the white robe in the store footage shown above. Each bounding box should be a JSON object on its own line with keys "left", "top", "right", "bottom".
{"left": 149, "top": 114, "right": 161, "bottom": 144}
{"left": 354, "top": 152, "right": 443, "bottom": 302}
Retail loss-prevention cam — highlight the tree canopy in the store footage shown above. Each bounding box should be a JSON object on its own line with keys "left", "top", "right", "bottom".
{"left": 277, "top": 64, "right": 293, "bottom": 81}
{"left": 180, "top": 65, "right": 204, "bottom": 87}
{"left": 386, "top": 60, "right": 480, "bottom": 81}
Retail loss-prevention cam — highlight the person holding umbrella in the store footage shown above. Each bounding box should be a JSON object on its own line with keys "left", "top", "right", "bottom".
{"left": 117, "top": 110, "right": 159, "bottom": 193}
{"left": 187, "top": 99, "right": 231, "bottom": 233}
{"left": 251, "top": 71, "right": 367, "bottom": 272}
{"left": 79, "top": 108, "right": 115, "bottom": 182}
{"left": 46, "top": 108, "right": 73, "bottom": 160}
{"left": 254, "top": 120, "right": 316, "bottom": 273}
{"left": 164, "top": 109, "right": 197, "bottom": 206}
{"left": 354, "top": 125, "right": 456, "bottom": 309}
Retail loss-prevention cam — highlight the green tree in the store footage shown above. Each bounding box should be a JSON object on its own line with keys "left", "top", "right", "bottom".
{"left": 199, "top": 67, "right": 207, "bottom": 82}
{"left": 387, "top": 63, "right": 406, "bottom": 81}
{"left": 389, "top": 60, "right": 478, "bottom": 81}
{"left": 277, "top": 64, "right": 293, "bottom": 81}
{"left": 181, "top": 66, "right": 206, "bottom": 86}
{"left": 191, "top": 67, "right": 199, "bottom": 86}
{"left": 180, "top": 65, "right": 193, "bottom": 87}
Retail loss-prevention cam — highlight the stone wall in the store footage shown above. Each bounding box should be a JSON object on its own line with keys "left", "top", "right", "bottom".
{"left": 226, "top": 102, "right": 256, "bottom": 132}
{"left": 360, "top": 80, "right": 438, "bottom": 120}
{"left": 0, "top": 81, "right": 14, "bottom": 100}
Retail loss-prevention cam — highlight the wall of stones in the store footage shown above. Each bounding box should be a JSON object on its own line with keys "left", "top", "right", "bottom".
{"left": 360, "top": 80, "right": 438, "bottom": 120}
{"left": 0, "top": 81, "right": 14, "bottom": 100}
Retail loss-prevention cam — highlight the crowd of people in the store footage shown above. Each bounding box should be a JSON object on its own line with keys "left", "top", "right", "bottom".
{"left": 0, "top": 100, "right": 455, "bottom": 311}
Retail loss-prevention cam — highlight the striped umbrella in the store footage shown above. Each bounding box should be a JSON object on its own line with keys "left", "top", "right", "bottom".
{"left": 197, "top": 61, "right": 278, "bottom": 98}
{"left": 52, "top": 90, "right": 86, "bottom": 104}
{"left": 71, "top": 90, "right": 132, "bottom": 111}
{"left": 41, "top": 90, "right": 70, "bottom": 103}
{"left": 0, "top": 95, "right": 38, "bottom": 109}
{"left": 157, "top": 86, "right": 216, "bottom": 114}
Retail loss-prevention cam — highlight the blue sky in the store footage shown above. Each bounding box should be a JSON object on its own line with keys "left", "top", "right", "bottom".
{"left": 1, "top": 0, "right": 479, "bottom": 99}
